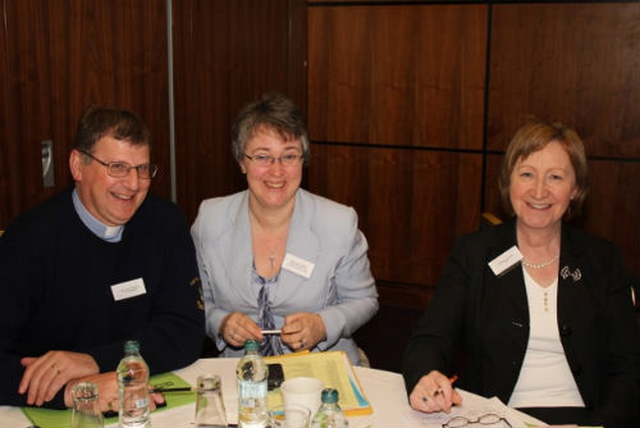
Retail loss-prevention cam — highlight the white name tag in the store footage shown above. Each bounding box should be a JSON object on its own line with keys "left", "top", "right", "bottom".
{"left": 488, "top": 246, "right": 523, "bottom": 276}
{"left": 111, "top": 278, "right": 147, "bottom": 301}
{"left": 282, "top": 253, "right": 315, "bottom": 279}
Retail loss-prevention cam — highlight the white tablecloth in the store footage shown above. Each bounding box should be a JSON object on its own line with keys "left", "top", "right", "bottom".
{"left": 0, "top": 358, "right": 544, "bottom": 427}
{"left": 136, "top": 358, "right": 416, "bottom": 428}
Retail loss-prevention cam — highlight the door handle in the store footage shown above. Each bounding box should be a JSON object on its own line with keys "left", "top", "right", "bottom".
{"left": 41, "top": 140, "right": 55, "bottom": 188}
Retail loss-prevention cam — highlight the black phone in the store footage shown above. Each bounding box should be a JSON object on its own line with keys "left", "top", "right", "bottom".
{"left": 267, "top": 363, "right": 285, "bottom": 390}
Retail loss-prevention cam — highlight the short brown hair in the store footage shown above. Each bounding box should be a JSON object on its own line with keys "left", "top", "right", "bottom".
{"left": 499, "top": 120, "right": 588, "bottom": 219}
{"left": 74, "top": 105, "right": 151, "bottom": 154}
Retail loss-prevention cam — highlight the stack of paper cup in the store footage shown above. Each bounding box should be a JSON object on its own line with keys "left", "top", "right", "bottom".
{"left": 280, "top": 377, "right": 325, "bottom": 416}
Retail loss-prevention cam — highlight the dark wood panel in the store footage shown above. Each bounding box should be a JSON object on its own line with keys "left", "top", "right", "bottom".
{"left": 173, "top": 0, "right": 308, "bottom": 222}
{"left": 483, "top": 154, "right": 640, "bottom": 276}
{"left": 581, "top": 160, "right": 640, "bottom": 275}
{"left": 308, "top": 145, "right": 483, "bottom": 287}
{"left": 0, "top": 0, "right": 8, "bottom": 228}
{"left": 308, "top": 4, "right": 487, "bottom": 149}
{"left": 488, "top": 3, "right": 640, "bottom": 158}
{"left": 0, "top": 0, "right": 170, "bottom": 228}
{"left": 172, "top": 0, "right": 241, "bottom": 222}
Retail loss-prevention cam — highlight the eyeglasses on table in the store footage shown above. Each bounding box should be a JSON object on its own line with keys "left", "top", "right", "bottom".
{"left": 442, "top": 413, "right": 512, "bottom": 428}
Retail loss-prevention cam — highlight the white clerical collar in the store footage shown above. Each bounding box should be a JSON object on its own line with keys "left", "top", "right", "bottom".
{"left": 72, "top": 188, "right": 124, "bottom": 242}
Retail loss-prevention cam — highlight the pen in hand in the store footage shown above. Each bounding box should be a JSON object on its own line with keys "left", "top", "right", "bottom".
{"left": 433, "top": 374, "right": 458, "bottom": 398}
{"left": 422, "top": 374, "right": 459, "bottom": 405}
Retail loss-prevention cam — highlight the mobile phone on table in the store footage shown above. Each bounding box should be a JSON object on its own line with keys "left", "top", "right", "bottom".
{"left": 267, "top": 363, "right": 285, "bottom": 390}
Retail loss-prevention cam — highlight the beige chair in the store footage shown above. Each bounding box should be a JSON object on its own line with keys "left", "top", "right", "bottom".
{"left": 481, "top": 212, "right": 503, "bottom": 227}
{"left": 357, "top": 347, "right": 371, "bottom": 368}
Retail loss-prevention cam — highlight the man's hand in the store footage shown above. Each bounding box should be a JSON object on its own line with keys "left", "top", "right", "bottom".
{"left": 64, "top": 372, "right": 165, "bottom": 412}
{"left": 19, "top": 350, "right": 99, "bottom": 406}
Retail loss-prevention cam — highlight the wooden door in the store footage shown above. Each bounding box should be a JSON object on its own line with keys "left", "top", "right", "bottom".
{"left": 0, "top": 0, "right": 170, "bottom": 229}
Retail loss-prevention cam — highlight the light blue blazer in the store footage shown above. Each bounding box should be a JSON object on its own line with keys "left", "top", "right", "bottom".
{"left": 191, "top": 189, "right": 379, "bottom": 365}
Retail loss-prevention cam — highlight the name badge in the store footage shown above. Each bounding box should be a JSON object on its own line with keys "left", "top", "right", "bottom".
{"left": 111, "top": 278, "right": 147, "bottom": 301}
{"left": 488, "top": 246, "right": 523, "bottom": 276}
{"left": 282, "top": 253, "right": 315, "bottom": 279}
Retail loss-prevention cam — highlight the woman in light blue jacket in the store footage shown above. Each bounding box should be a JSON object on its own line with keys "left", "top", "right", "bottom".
{"left": 191, "top": 93, "right": 378, "bottom": 365}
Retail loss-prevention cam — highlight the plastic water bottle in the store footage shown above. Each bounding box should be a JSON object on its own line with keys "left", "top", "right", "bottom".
{"left": 310, "top": 388, "right": 348, "bottom": 428}
{"left": 236, "top": 340, "right": 269, "bottom": 428}
{"left": 117, "top": 340, "right": 150, "bottom": 428}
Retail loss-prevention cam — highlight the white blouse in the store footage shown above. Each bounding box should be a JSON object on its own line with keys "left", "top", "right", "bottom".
{"left": 508, "top": 267, "right": 585, "bottom": 408}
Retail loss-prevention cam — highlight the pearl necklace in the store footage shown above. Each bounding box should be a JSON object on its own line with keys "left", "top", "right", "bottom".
{"left": 522, "top": 255, "right": 559, "bottom": 269}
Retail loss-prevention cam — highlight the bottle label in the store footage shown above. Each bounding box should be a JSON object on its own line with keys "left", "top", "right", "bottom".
{"left": 134, "top": 397, "right": 148, "bottom": 409}
{"left": 238, "top": 381, "right": 267, "bottom": 398}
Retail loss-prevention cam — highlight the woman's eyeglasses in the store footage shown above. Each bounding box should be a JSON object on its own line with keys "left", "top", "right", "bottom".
{"left": 442, "top": 413, "right": 512, "bottom": 428}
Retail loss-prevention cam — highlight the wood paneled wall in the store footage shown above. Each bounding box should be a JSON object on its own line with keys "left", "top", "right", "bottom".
{"left": 0, "top": 0, "right": 307, "bottom": 229}
{"left": 172, "top": 0, "right": 307, "bottom": 221}
{"left": 307, "top": 1, "right": 640, "bottom": 307}
{"left": 2, "top": 1, "right": 637, "bottom": 311}
{"left": 0, "top": 0, "right": 171, "bottom": 227}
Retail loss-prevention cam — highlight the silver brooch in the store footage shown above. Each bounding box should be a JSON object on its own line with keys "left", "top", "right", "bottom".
{"left": 560, "top": 266, "right": 582, "bottom": 282}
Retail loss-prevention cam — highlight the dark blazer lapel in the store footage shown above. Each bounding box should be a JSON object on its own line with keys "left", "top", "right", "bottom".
{"left": 556, "top": 224, "right": 584, "bottom": 332}
{"left": 491, "top": 220, "right": 529, "bottom": 323}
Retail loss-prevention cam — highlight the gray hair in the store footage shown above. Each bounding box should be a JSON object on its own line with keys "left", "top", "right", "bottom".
{"left": 231, "top": 92, "right": 310, "bottom": 163}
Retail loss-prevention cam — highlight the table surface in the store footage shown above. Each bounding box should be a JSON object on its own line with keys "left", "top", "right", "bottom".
{"left": 0, "top": 358, "right": 544, "bottom": 428}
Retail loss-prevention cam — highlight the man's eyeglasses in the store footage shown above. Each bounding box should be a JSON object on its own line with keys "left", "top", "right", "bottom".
{"left": 243, "top": 153, "right": 304, "bottom": 167}
{"left": 442, "top": 413, "right": 512, "bottom": 428}
{"left": 79, "top": 150, "right": 158, "bottom": 179}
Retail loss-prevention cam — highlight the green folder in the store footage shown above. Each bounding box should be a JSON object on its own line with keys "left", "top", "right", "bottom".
{"left": 22, "top": 372, "right": 196, "bottom": 428}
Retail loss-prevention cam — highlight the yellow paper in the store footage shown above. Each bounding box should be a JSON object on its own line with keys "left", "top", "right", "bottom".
{"left": 265, "top": 350, "right": 372, "bottom": 416}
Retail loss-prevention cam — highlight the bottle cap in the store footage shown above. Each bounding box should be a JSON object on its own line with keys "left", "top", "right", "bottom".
{"left": 244, "top": 339, "right": 260, "bottom": 351}
{"left": 321, "top": 388, "right": 339, "bottom": 404}
{"left": 124, "top": 340, "right": 140, "bottom": 353}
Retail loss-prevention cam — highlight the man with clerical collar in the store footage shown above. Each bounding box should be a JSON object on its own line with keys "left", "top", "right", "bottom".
{"left": 0, "top": 106, "right": 204, "bottom": 411}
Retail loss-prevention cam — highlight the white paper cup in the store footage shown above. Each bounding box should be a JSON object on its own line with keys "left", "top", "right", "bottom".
{"left": 280, "top": 377, "right": 324, "bottom": 416}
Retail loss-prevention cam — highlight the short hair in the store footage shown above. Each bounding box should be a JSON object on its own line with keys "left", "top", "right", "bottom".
{"left": 499, "top": 120, "right": 588, "bottom": 219}
{"left": 231, "top": 92, "right": 310, "bottom": 163}
{"left": 74, "top": 105, "right": 151, "bottom": 154}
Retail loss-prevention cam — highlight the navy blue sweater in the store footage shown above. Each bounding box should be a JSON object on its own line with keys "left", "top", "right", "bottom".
{"left": 0, "top": 188, "right": 204, "bottom": 408}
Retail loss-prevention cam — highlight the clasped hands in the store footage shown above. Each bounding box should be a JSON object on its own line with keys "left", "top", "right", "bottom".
{"left": 221, "top": 311, "right": 326, "bottom": 351}
{"left": 409, "top": 370, "right": 462, "bottom": 414}
{"left": 19, "top": 350, "right": 164, "bottom": 412}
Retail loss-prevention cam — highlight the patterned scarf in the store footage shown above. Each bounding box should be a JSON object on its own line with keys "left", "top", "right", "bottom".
{"left": 256, "top": 273, "right": 284, "bottom": 356}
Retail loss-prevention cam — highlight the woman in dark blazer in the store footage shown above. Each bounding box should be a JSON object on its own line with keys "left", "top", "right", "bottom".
{"left": 403, "top": 120, "right": 639, "bottom": 427}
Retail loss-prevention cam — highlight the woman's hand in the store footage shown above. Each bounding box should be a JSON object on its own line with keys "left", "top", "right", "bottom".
{"left": 281, "top": 312, "right": 326, "bottom": 351}
{"left": 220, "top": 312, "right": 263, "bottom": 348}
{"left": 409, "top": 370, "right": 462, "bottom": 414}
